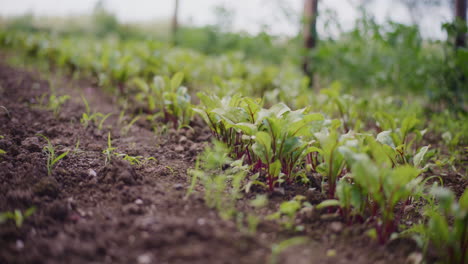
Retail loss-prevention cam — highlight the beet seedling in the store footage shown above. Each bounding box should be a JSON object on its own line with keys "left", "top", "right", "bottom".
{"left": 267, "top": 195, "right": 311, "bottom": 231}
{"left": 194, "top": 93, "right": 261, "bottom": 157}
{"left": 0, "top": 207, "right": 36, "bottom": 227}
{"left": 411, "top": 187, "right": 468, "bottom": 264}
{"left": 338, "top": 144, "right": 422, "bottom": 244}
{"left": 317, "top": 177, "right": 366, "bottom": 224}
{"left": 375, "top": 112, "right": 425, "bottom": 165}
{"left": 133, "top": 73, "right": 193, "bottom": 129}
{"left": 38, "top": 134, "right": 69, "bottom": 176}
{"left": 195, "top": 93, "right": 325, "bottom": 192}
{"left": 311, "top": 126, "right": 348, "bottom": 198}
{"left": 252, "top": 105, "right": 324, "bottom": 190}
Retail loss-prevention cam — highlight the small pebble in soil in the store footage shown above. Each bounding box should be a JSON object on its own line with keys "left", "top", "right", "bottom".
{"left": 137, "top": 253, "right": 153, "bottom": 264}
{"left": 178, "top": 136, "right": 187, "bottom": 144}
{"left": 197, "top": 218, "right": 206, "bottom": 226}
{"left": 272, "top": 187, "right": 285, "bottom": 196}
{"left": 298, "top": 207, "right": 315, "bottom": 219}
{"left": 406, "top": 252, "right": 423, "bottom": 264}
{"left": 134, "top": 199, "right": 144, "bottom": 205}
{"left": 88, "top": 169, "right": 97, "bottom": 178}
{"left": 329, "top": 221, "right": 343, "bottom": 233}
{"left": 185, "top": 129, "right": 195, "bottom": 140}
{"left": 320, "top": 213, "right": 340, "bottom": 221}
{"left": 16, "top": 240, "right": 24, "bottom": 250}
{"left": 173, "top": 183, "right": 184, "bottom": 190}
{"left": 174, "top": 145, "right": 184, "bottom": 152}
{"left": 122, "top": 203, "right": 144, "bottom": 215}
{"left": 67, "top": 197, "right": 76, "bottom": 209}
{"left": 189, "top": 143, "right": 199, "bottom": 154}
{"left": 21, "top": 137, "right": 41, "bottom": 152}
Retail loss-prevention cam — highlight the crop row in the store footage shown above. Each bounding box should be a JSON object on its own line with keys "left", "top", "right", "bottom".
{"left": 0, "top": 30, "right": 466, "bottom": 263}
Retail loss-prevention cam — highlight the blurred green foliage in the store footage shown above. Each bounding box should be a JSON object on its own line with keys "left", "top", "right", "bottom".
{"left": 313, "top": 17, "right": 467, "bottom": 106}
{"left": 1, "top": 9, "right": 466, "bottom": 108}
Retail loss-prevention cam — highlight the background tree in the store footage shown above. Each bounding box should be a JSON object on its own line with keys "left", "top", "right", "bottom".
{"left": 172, "top": 0, "right": 180, "bottom": 46}
{"left": 455, "top": 0, "right": 467, "bottom": 49}
{"left": 302, "top": 0, "right": 319, "bottom": 85}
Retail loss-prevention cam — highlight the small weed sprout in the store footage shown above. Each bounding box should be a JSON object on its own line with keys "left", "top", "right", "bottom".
{"left": 0, "top": 207, "right": 36, "bottom": 227}
{"left": 98, "top": 113, "right": 113, "bottom": 130}
{"left": 103, "top": 132, "right": 116, "bottom": 165}
{"left": 102, "top": 134, "right": 155, "bottom": 166}
{"left": 80, "top": 96, "right": 113, "bottom": 130}
{"left": 0, "top": 136, "right": 5, "bottom": 156}
{"left": 81, "top": 95, "right": 97, "bottom": 127}
{"left": 117, "top": 110, "right": 126, "bottom": 126}
{"left": 165, "top": 166, "right": 175, "bottom": 175}
{"left": 0, "top": 106, "right": 11, "bottom": 119}
{"left": 115, "top": 153, "right": 156, "bottom": 166}
{"left": 185, "top": 158, "right": 201, "bottom": 200}
{"left": 116, "top": 153, "right": 142, "bottom": 165}
{"left": 38, "top": 134, "right": 69, "bottom": 176}
{"left": 47, "top": 94, "right": 70, "bottom": 117}
{"left": 121, "top": 116, "right": 140, "bottom": 135}
{"left": 270, "top": 237, "right": 308, "bottom": 264}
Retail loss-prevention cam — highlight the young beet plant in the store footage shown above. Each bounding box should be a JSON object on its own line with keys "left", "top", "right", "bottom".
{"left": 318, "top": 135, "right": 428, "bottom": 244}
{"left": 252, "top": 105, "right": 324, "bottom": 188}
{"left": 309, "top": 124, "right": 349, "bottom": 198}
{"left": 193, "top": 93, "right": 262, "bottom": 159}
{"left": 38, "top": 134, "right": 69, "bottom": 176}
{"left": 375, "top": 112, "right": 427, "bottom": 166}
{"left": 133, "top": 72, "right": 193, "bottom": 129}
{"left": 411, "top": 187, "right": 468, "bottom": 264}
{"left": 195, "top": 93, "right": 325, "bottom": 192}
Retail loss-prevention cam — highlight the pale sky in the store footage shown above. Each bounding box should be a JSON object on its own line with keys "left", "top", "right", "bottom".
{"left": 0, "top": 0, "right": 453, "bottom": 38}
